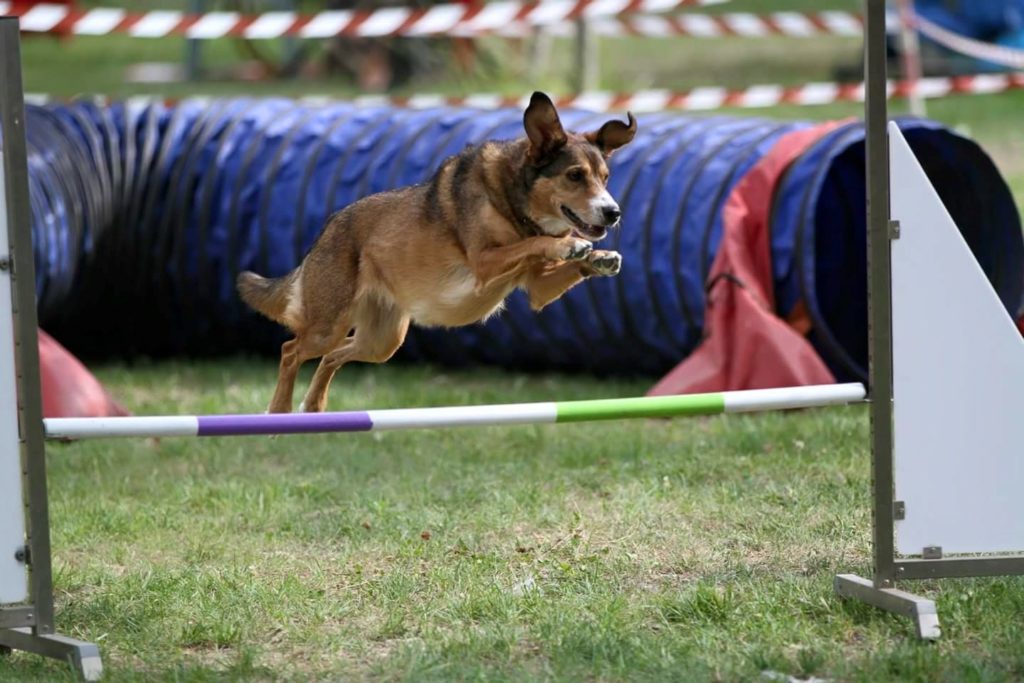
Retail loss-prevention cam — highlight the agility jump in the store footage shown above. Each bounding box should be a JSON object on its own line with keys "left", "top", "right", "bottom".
{"left": 43, "top": 383, "right": 866, "bottom": 439}
{"left": 3, "top": 1, "right": 1024, "bottom": 680}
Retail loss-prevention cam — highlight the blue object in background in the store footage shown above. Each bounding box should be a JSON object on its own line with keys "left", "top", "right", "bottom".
{"left": 908, "top": 0, "right": 1024, "bottom": 73}
{"left": 10, "top": 100, "right": 1023, "bottom": 383}
{"left": 911, "top": 0, "right": 1024, "bottom": 39}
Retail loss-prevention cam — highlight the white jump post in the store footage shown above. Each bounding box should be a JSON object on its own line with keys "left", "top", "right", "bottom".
{"left": 0, "top": 79, "right": 28, "bottom": 612}
{"left": 0, "top": 17, "right": 103, "bottom": 681}
{"left": 833, "top": 0, "right": 1024, "bottom": 638}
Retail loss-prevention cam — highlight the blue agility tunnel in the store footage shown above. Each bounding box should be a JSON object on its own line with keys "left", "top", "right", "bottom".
{"left": 13, "top": 99, "right": 1023, "bottom": 383}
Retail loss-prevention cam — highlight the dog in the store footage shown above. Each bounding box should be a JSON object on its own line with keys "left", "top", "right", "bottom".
{"left": 237, "top": 92, "right": 637, "bottom": 413}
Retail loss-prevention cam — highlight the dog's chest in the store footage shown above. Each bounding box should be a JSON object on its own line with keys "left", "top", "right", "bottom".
{"left": 407, "top": 265, "right": 513, "bottom": 327}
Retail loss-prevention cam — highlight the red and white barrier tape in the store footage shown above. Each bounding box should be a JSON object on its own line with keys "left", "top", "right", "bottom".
{"left": 532, "top": 10, "right": 865, "bottom": 38}
{"left": 24, "top": 74, "right": 1024, "bottom": 113}
{"left": 0, "top": 0, "right": 727, "bottom": 40}
{"left": 914, "top": 13, "right": 1024, "bottom": 70}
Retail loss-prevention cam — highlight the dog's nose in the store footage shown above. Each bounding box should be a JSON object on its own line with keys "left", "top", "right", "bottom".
{"left": 603, "top": 206, "right": 621, "bottom": 224}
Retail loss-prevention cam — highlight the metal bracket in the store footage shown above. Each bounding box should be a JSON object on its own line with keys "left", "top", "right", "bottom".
{"left": 894, "top": 501, "right": 905, "bottom": 520}
{"left": 889, "top": 219, "right": 901, "bottom": 239}
{"left": 922, "top": 546, "right": 943, "bottom": 559}
{"left": 835, "top": 574, "right": 941, "bottom": 640}
{"left": 0, "top": 628, "right": 103, "bottom": 680}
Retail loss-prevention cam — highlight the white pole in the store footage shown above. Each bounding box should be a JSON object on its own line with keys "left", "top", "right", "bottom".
{"left": 44, "top": 383, "right": 866, "bottom": 440}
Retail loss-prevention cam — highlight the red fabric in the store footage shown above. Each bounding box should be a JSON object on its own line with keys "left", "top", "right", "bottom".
{"left": 648, "top": 122, "right": 852, "bottom": 396}
{"left": 38, "top": 329, "right": 129, "bottom": 418}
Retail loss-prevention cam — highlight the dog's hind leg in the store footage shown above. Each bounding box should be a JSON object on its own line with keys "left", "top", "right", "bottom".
{"left": 267, "top": 338, "right": 304, "bottom": 413}
{"left": 266, "top": 310, "right": 356, "bottom": 413}
{"left": 300, "top": 302, "right": 411, "bottom": 413}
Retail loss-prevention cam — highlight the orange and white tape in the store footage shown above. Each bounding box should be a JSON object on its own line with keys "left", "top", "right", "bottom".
{"left": 0, "top": 0, "right": 727, "bottom": 40}
{"left": 529, "top": 10, "right": 866, "bottom": 39}
{"left": 24, "top": 74, "right": 1024, "bottom": 113}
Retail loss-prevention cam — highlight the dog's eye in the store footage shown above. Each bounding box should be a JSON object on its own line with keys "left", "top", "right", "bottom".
{"left": 566, "top": 168, "right": 585, "bottom": 182}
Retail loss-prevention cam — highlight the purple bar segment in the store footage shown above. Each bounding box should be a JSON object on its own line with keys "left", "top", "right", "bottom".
{"left": 196, "top": 411, "right": 373, "bottom": 436}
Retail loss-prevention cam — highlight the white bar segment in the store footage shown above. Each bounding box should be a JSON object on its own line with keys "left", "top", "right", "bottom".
{"left": 738, "top": 85, "right": 784, "bottom": 108}
{"left": 185, "top": 12, "right": 240, "bottom": 39}
{"left": 405, "top": 94, "right": 448, "bottom": 109}
{"left": 459, "top": 2, "right": 519, "bottom": 33}
{"left": 45, "top": 416, "right": 199, "bottom": 439}
{"left": 969, "top": 74, "right": 1010, "bottom": 94}
{"left": 570, "top": 91, "right": 615, "bottom": 112}
{"left": 73, "top": 8, "right": 126, "bottom": 35}
{"left": 581, "top": 0, "right": 630, "bottom": 19}
{"left": 723, "top": 383, "right": 866, "bottom": 412}
{"left": 524, "top": 0, "right": 574, "bottom": 26}
{"left": 18, "top": 4, "right": 69, "bottom": 32}
{"left": 678, "top": 14, "right": 722, "bottom": 37}
{"left": 793, "top": 82, "right": 839, "bottom": 105}
{"left": 128, "top": 11, "right": 183, "bottom": 37}
{"left": 772, "top": 11, "right": 816, "bottom": 36}
{"left": 626, "top": 89, "right": 672, "bottom": 112}
{"left": 819, "top": 10, "right": 862, "bottom": 37}
{"left": 722, "top": 13, "right": 770, "bottom": 37}
{"left": 628, "top": 16, "right": 672, "bottom": 37}
{"left": 299, "top": 10, "right": 353, "bottom": 38}
{"left": 404, "top": 5, "right": 465, "bottom": 36}
{"left": 356, "top": 7, "right": 411, "bottom": 36}
{"left": 243, "top": 11, "right": 297, "bottom": 38}
{"left": 462, "top": 93, "right": 505, "bottom": 109}
{"left": 368, "top": 403, "right": 557, "bottom": 430}
{"left": 685, "top": 87, "right": 727, "bottom": 110}
{"left": 914, "top": 77, "right": 953, "bottom": 99}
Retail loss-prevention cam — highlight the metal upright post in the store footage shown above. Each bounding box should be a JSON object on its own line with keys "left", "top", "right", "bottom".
{"left": 0, "top": 17, "right": 103, "bottom": 680}
{"left": 833, "top": 0, "right": 940, "bottom": 640}
{"left": 573, "top": 18, "right": 598, "bottom": 93}
{"left": 864, "top": 0, "right": 897, "bottom": 595}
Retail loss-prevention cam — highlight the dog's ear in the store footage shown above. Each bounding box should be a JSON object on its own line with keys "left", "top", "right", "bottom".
{"left": 585, "top": 112, "right": 637, "bottom": 158}
{"left": 523, "top": 92, "right": 567, "bottom": 163}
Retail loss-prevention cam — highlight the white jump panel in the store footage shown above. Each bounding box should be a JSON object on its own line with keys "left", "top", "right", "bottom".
{"left": 0, "top": 156, "right": 28, "bottom": 603}
{"left": 890, "top": 122, "right": 1024, "bottom": 556}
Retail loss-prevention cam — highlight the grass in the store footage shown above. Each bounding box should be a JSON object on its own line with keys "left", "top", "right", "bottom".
{"left": 0, "top": 360, "right": 1021, "bottom": 681}
{"left": 5, "top": 1, "right": 1024, "bottom": 679}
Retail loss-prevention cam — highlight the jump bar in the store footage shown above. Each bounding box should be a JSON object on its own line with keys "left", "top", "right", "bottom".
{"left": 43, "top": 383, "right": 866, "bottom": 440}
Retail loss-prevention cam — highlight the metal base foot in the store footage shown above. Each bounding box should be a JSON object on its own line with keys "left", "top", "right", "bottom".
{"left": 0, "top": 627, "right": 103, "bottom": 681}
{"left": 835, "top": 573, "right": 941, "bottom": 640}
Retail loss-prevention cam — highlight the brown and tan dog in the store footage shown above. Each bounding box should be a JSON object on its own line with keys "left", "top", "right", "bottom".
{"left": 238, "top": 92, "right": 637, "bottom": 413}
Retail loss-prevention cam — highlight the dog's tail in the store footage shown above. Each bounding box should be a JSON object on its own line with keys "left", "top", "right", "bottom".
{"left": 236, "top": 270, "right": 296, "bottom": 325}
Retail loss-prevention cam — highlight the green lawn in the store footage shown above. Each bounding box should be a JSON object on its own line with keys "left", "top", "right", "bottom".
{"left": 5, "top": 3, "right": 1024, "bottom": 680}
{"left": 1, "top": 360, "right": 1021, "bottom": 682}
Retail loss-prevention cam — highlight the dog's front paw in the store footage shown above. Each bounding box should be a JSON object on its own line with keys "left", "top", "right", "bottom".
{"left": 587, "top": 250, "right": 622, "bottom": 276}
{"left": 559, "top": 238, "right": 593, "bottom": 261}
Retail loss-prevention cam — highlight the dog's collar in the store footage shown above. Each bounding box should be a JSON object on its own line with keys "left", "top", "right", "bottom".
{"left": 516, "top": 214, "right": 545, "bottom": 238}
{"left": 508, "top": 196, "right": 544, "bottom": 237}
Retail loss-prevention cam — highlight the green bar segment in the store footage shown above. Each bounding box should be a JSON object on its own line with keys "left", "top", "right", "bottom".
{"left": 555, "top": 393, "right": 725, "bottom": 423}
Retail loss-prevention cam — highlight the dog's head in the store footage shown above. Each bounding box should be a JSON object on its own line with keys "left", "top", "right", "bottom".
{"left": 521, "top": 92, "right": 637, "bottom": 241}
